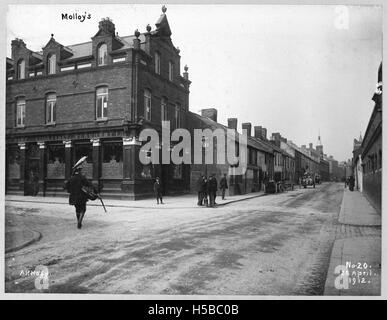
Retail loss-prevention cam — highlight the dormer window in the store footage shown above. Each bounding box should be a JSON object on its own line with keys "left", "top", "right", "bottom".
{"left": 98, "top": 43, "right": 108, "bottom": 66}
{"left": 47, "top": 54, "right": 56, "bottom": 74}
{"left": 17, "top": 59, "right": 25, "bottom": 79}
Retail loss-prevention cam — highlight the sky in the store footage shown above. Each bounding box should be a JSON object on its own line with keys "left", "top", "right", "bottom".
{"left": 6, "top": 4, "right": 382, "bottom": 162}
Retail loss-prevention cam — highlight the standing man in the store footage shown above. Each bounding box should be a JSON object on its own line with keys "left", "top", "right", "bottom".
{"left": 197, "top": 174, "right": 205, "bottom": 206}
{"left": 207, "top": 173, "right": 218, "bottom": 207}
{"left": 219, "top": 173, "right": 228, "bottom": 200}
{"left": 64, "top": 166, "right": 94, "bottom": 229}
{"left": 154, "top": 177, "right": 164, "bottom": 204}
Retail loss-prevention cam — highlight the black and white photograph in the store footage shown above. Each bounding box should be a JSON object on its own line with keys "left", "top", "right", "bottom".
{"left": 2, "top": 2, "right": 383, "bottom": 298}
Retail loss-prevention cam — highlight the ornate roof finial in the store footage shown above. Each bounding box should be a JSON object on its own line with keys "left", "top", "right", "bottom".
{"left": 184, "top": 65, "right": 188, "bottom": 72}
{"left": 51, "top": 33, "right": 54, "bottom": 38}
{"left": 134, "top": 29, "right": 140, "bottom": 38}
{"left": 146, "top": 24, "right": 152, "bottom": 32}
{"left": 162, "top": 5, "right": 167, "bottom": 13}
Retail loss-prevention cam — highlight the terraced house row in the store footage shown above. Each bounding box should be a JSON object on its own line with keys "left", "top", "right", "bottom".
{"left": 5, "top": 6, "right": 333, "bottom": 199}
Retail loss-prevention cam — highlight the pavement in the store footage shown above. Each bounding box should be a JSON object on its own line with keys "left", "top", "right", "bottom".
{"left": 4, "top": 190, "right": 266, "bottom": 253}
{"left": 324, "top": 188, "right": 382, "bottom": 296}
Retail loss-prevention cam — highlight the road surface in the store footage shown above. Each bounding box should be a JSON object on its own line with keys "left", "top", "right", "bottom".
{"left": 5, "top": 182, "right": 343, "bottom": 295}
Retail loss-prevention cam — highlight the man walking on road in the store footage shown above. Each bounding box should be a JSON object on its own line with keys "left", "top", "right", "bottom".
{"left": 64, "top": 167, "right": 95, "bottom": 229}
{"left": 219, "top": 173, "right": 228, "bottom": 200}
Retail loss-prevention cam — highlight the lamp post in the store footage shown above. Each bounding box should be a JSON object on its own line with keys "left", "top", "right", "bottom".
{"left": 202, "top": 136, "right": 209, "bottom": 177}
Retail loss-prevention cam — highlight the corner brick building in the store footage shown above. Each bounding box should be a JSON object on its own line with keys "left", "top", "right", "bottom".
{"left": 6, "top": 7, "right": 191, "bottom": 199}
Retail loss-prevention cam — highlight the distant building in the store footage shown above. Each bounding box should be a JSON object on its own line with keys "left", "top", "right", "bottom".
{"left": 186, "top": 109, "right": 274, "bottom": 195}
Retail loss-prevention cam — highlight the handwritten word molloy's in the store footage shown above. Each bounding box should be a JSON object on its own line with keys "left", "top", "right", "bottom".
{"left": 61, "top": 12, "right": 91, "bottom": 22}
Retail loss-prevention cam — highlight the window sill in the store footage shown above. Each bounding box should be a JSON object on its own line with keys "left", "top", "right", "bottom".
{"left": 45, "top": 122, "right": 56, "bottom": 127}
{"left": 95, "top": 118, "right": 108, "bottom": 123}
{"left": 15, "top": 125, "right": 26, "bottom": 129}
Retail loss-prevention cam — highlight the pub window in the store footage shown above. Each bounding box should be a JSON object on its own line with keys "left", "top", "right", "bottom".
{"left": 169, "top": 61, "right": 174, "bottom": 81}
{"left": 161, "top": 97, "right": 168, "bottom": 122}
{"left": 141, "top": 164, "right": 153, "bottom": 179}
{"left": 46, "top": 93, "right": 56, "bottom": 124}
{"left": 17, "top": 59, "right": 25, "bottom": 79}
{"left": 16, "top": 98, "right": 26, "bottom": 127}
{"left": 97, "top": 43, "right": 108, "bottom": 66}
{"left": 47, "top": 54, "right": 56, "bottom": 74}
{"left": 102, "top": 142, "right": 123, "bottom": 163}
{"left": 96, "top": 87, "right": 108, "bottom": 119}
{"left": 144, "top": 89, "right": 151, "bottom": 121}
{"left": 155, "top": 52, "right": 161, "bottom": 75}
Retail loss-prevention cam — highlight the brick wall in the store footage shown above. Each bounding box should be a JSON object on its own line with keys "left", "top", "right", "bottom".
{"left": 6, "top": 64, "right": 132, "bottom": 133}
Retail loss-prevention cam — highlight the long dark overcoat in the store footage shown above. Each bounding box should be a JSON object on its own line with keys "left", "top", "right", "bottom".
{"left": 64, "top": 173, "right": 92, "bottom": 205}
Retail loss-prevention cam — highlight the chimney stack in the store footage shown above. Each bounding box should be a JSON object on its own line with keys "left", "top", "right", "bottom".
{"left": 133, "top": 29, "right": 141, "bottom": 50}
{"left": 98, "top": 17, "right": 115, "bottom": 35}
{"left": 228, "top": 118, "right": 238, "bottom": 130}
{"left": 201, "top": 108, "right": 218, "bottom": 122}
{"left": 242, "top": 123, "right": 252, "bottom": 137}
{"left": 309, "top": 143, "right": 313, "bottom": 150}
{"left": 262, "top": 128, "right": 267, "bottom": 140}
{"left": 254, "top": 126, "right": 263, "bottom": 139}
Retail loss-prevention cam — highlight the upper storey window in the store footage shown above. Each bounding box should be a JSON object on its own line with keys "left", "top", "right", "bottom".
{"left": 46, "top": 94, "right": 56, "bottom": 124}
{"left": 155, "top": 52, "right": 161, "bottom": 75}
{"left": 98, "top": 43, "right": 108, "bottom": 66}
{"left": 47, "top": 54, "right": 56, "bottom": 74}
{"left": 144, "top": 89, "right": 152, "bottom": 121}
{"left": 16, "top": 98, "right": 26, "bottom": 127}
{"left": 168, "top": 61, "right": 174, "bottom": 81}
{"left": 17, "top": 59, "right": 25, "bottom": 80}
{"left": 96, "top": 87, "right": 108, "bottom": 119}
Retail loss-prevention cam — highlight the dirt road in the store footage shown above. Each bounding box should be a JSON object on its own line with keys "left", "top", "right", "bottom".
{"left": 5, "top": 182, "right": 343, "bottom": 295}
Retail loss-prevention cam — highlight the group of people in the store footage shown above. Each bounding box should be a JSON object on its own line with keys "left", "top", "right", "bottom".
{"left": 197, "top": 173, "right": 228, "bottom": 207}
{"left": 64, "top": 161, "right": 231, "bottom": 229}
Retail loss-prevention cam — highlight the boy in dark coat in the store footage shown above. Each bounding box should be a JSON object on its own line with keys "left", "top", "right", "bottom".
{"left": 64, "top": 167, "right": 94, "bottom": 229}
{"left": 154, "top": 177, "right": 163, "bottom": 204}
{"left": 219, "top": 173, "right": 228, "bottom": 200}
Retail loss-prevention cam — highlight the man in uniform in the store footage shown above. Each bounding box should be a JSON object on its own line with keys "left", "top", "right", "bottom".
{"left": 64, "top": 167, "right": 95, "bottom": 229}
